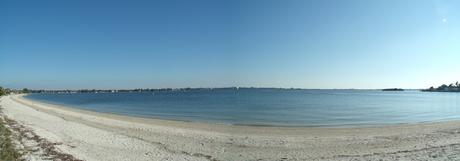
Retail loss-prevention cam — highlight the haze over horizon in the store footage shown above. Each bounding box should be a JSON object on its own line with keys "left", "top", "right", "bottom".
{"left": 1, "top": 0, "right": 459, "bottom": 89}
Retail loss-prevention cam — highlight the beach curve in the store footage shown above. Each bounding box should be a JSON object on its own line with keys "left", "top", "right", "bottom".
{"left": 1, "top": 94, "right": 460, "bottom": 160}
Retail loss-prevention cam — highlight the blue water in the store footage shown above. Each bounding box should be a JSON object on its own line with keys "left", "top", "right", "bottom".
{"left": 24, "top": 89, "right": 460, "bottom": 127}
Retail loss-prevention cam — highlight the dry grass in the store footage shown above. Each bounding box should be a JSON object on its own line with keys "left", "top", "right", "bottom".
{"left": 0, "top": 105, "right": 22, "bottom": 161}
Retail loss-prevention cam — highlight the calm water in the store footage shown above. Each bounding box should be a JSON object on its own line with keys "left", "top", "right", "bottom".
{"left": 25, "top": 89, "right": 460, "bottom": 127}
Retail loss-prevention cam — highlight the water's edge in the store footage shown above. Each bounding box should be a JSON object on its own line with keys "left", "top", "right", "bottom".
{"left": 20, "top": 92, "right": 460, "bottom": 128}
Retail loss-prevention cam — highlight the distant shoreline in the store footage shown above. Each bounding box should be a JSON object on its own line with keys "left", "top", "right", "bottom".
{"left": 22, "top": 87, "right": 404, "bottom": 94}
{"left": 421, "top": 82, "right": 460, "bottom": 93}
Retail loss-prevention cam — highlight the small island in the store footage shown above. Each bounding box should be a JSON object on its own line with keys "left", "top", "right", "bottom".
{"left": 382, "top": 88, "right": 404, "bottom": 91}
{"left": 422, "top": 82, "right": 460, "bottom": 92}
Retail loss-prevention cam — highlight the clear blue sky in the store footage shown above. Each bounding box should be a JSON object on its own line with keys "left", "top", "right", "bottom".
{"left": 1, "top": 0, "right": 459, "bottom": 89}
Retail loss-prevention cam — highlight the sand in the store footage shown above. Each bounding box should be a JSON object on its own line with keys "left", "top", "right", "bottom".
{"left": 1, "top": 94, "right": 460, "bottom": 161}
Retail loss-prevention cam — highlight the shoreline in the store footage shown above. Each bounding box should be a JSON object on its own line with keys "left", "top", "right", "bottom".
{"left": 20, "top": 93, "right": 460, "bottom": 129}
{"left": 2, "top": 94, "right": 460, "bottom": 160}
{"left": 16, "top": 94, "right": 460, "bottom": 134}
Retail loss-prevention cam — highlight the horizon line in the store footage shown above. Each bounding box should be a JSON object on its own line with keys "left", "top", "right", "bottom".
{"left": 6, "top": 87, "right": 428, "bottom": 91}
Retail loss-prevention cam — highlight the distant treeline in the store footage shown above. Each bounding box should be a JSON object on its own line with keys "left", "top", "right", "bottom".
{"left": 0, "top": 87, "right": 29, "bottom": 96}
{"left": 24, "top": 87, "right": 304, "bottom": 94}
{"left": 382, "top": 88, "right": 404, "bottom": 91}
{"left": 422, "top": 82, "right": 460, "bottom": 92}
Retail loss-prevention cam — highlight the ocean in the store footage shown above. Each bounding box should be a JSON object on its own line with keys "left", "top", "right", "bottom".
{"left": 25, "top": 89, "right": 460, "bottom": 127}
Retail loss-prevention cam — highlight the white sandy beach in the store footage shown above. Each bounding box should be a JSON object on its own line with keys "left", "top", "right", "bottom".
{"left": 1, "top": 94, "right": 460, "bottom": 161}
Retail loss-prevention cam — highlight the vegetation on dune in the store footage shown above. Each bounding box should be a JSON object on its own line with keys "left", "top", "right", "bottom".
{"left": 0, "top": 87, "right": 13, "bottom": 96}
{"left": 0, "top": 86, "right": 29, "bottom": 96}
{"left": 0, "top": 120, "right": 21, "bottom": 161}
{"left": 0, "top": 87, "right": 5, "bottom": 96}
{"left": 0, "top": 106, "right": 21, "bottom": 161}
{"left": 0, "top": 87, "right": 21, "bottom": 160}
